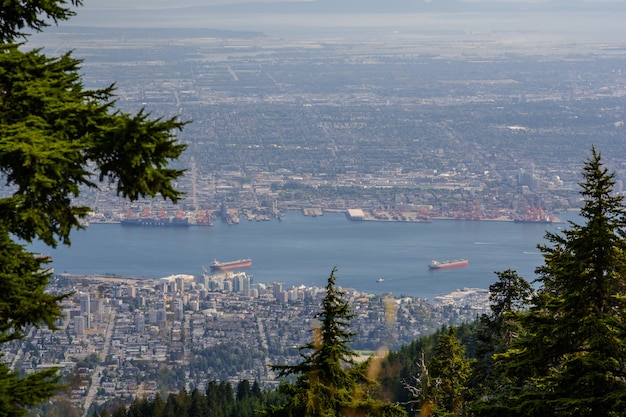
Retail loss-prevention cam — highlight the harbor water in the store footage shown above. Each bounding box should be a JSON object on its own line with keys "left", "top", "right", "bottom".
{"left": 29, "top": 211, "right": 577, "bottom": 298}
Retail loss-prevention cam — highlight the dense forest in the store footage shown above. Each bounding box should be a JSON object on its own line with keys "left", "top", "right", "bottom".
{"left": 95, "top": 149, "right": 626, "bottom": 416}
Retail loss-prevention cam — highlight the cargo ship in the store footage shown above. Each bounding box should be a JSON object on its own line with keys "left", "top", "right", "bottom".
{"left": 513, "top": 218, "right": 552, "bottom": 224}
{"left": 121, "top": 217, "right": 189, "bottom": 227}
{"left": 210, "top": 258, "right": 252, "bottom": 271}
{"left": 121, "top": 208, "right": 189, "bottom": 227}
{"left": 428, "top": 259, "right": 469, "bottom": 270}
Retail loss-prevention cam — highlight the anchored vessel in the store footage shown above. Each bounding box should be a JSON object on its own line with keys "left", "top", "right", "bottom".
{"left": 513, "top": 218, "right": 552, "bottom": 224}
{"left": 210, "top": 259, "right": 252, "bottom": 271}
{"left": 120, "top": 217, "right": 189, "bottom": 227}
{"left": 428, "top": 259, "right": 469, "bottom": 269}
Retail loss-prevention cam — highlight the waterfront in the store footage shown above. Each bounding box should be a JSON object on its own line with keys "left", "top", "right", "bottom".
{"left": 30, "top": 212, "right": 577, "bottom": 298}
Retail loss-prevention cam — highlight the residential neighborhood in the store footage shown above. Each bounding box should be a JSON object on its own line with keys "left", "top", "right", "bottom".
{"left": 1, "top": 272, "right": 488, "bottom": 413}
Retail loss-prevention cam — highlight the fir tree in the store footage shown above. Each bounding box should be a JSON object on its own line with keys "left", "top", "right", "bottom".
{"left": 251, "top": 380, "right": 262, "bottom": 398}
{"left": 426, "top": 327, "right": 471, "bottom": 417}
{"left": 236, "top": 380, "right": 251, "bottom": 401}
{"left": 261, "top": 268, "right": 407, "bottom": 417}
{"left": 0, "top": 2, "right": 186, "bottom": 415}
{"left": 0, "top": 0, "right": 82, "bottom": 43}
{"left": 403, "top": 350, "right": 436, "bottom": 417}
{"left": 189, "top": 388, "right": 209, "bottom": 417}
{"left": 470, "top": 270, "right": 533, "bottom": 408}
{"left": 493, "top": 148, "right": 626, "bottom": 416}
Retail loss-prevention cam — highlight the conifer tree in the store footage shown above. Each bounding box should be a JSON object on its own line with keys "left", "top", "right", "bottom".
{"left": 189, "top": 388, "right": 209, "bottom": 417}
{"left": 0, "top": 2, "right": 186, "bottom": 415}
{"left": 0, "top": 0, "right": 82, "bottom": 43}
{"left": 261, "top": 268, "right": 407, "bottom": 417}
{"left": 251, "top": 380, "right": 262, "bottom": 398}
{"left": 493, "top": 148, "right": 626, "bottom": 416}
{"left": 426, "top": 327, "right": 471, "bottom": 417}
{"left": 403, "top": 350, "right": 436, "bottom": 416}
{"left": 470, "top": 270, "right": 533, "bottom": 407}
{"left": 236, "top": 380, "right": 251, "bottom": 401}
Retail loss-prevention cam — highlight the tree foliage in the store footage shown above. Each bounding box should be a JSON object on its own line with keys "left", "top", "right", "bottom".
{"left": 487, "top": 148, "right": 626, "bottom": 415}
{"left": 0, "top": 2, "right": 186, "bottom": 415}
{"left": 0, "top": 0, "right": 83, "bottom": 43}
{"left": 470, "top": 269, "right": 533, "bottom": 406}
{"left": 262, "top": 268, "right": 407, "bottom": 417}
{"left": 0, "top": 44, "right": 186, "bottom": 247}
{"left": 384, "top": 149, "right": 626, "bottom": 416}
{"left": 404, "top": 327, "right": 471, "bottom": 417}
{"left": 110, "top": 380, "right": 274, "bottom": 417}
{"left": 426, "top": 327, "right": 471, "bottom": 416}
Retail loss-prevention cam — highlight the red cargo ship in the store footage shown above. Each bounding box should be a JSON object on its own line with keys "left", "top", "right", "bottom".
{"left": 210, "top": 259, "right": 252, "bottom": 271}
{"left": 428, "top": 259, "right": 469, "bottom": 270}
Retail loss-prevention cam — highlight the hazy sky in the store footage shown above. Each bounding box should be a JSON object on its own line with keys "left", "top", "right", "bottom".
{"left": 70, "top": 0, "right": 625, "bottom": 39}
{"left": 81, "top": 0, "right": 306, "bottom": 9}
{"left": 81, "top": 0, "right": 608, "bottom": 9}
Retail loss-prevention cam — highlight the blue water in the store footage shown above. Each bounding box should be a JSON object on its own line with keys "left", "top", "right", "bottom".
{"left": 29, "top": 212, "right": 576, "bottom": 298}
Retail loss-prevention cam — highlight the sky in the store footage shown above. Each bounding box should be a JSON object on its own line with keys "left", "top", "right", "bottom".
{"left": 69, "top": 0, "right": 626, "bottom": 38}
{"left": 81, "top": 0, "right": 625, "bottom": 7}
{"left": 80, "top": 0, "right": 300, "bottom": 9}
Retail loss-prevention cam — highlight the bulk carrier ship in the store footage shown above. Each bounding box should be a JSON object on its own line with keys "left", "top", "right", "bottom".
{"left": 428, "top": 259, "right": 469, "bottom": 270}
{"left": 210, "top": 259, "right": 252, "bottom": 271}
{"left": 121, "top": 209, "right": 189, "bottom": 227}
{"left": 120, "top": 217, "right": 189, "bottom": 227}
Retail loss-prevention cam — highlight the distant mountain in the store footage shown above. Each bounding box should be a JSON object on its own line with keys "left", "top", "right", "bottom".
{"left": 68, "top": 0, "right": 626, "bottom": 31}
{"left": 198, "top": 0, "right": 626, "bottom": 14}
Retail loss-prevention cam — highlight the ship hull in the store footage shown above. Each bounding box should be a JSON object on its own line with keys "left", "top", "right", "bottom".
{"left": 513, "top": 219, "right": 552, "bottom": 224}
{"left": 428, "top": 259, "right": 469, "bottom": 269}
{"left": 210, "top": 259, "right": 252, "bottom": 271}
{"left": 121, "top": 218, "right": 189, "bottom": 227}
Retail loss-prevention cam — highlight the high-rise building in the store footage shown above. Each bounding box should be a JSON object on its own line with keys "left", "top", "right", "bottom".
{"left": 148, "top": 309, "right": 158, "bottom": 324}
{"left": 233, "top": 273, "right": 250, "bottom": 296}
{"left": 92, "top": 298, "right": 104, "bottom": 316}
{"left": 273, "top": 282, "right": 284, "bottom": 300}
{"left": 80, "top": 293, "right": 90, "bottom": 316}
{"left": 173, "top": 299, "right": 184, "bottom": 321}
{"left": 75, "top": 316, "right": 85, "bottom": 336}
{"left": 135, "top": 312, "right": 145, "bottom": 333}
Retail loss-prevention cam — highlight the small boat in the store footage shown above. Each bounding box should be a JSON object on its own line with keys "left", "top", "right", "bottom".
{"left": 377, "top": 278, "right": 385, "bottom": 283}
{"left": 428, "top": 259, "right": 469, "bottom": 270}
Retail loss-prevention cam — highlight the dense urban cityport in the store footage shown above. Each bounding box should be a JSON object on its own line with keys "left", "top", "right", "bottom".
{"left": 17, "top": 27, "right": 625, "bottom": 228}
{"left": 5, "top": 21, "right": 626, "bottom": 415}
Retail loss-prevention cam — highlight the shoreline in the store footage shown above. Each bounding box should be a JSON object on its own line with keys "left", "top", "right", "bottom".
{"left": 87, "top": 209, "right": 566, "bottom": 226}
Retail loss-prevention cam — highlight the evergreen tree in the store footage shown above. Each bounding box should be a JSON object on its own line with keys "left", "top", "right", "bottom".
{"left": 261, "top": 268, "right": 407, "bottom": 417}
{"left": 189, "top": 388, "right": 209, "bottom": 417}
{"left": 470, "top": 270, "right": 533, "bottom": 407}
{"left": 112, "top": 406, "right": 126, "bottom": 417}
{"left": 494, "top": 148, "right": 626, "bottom": 416}
{"left": 0, "top": 0, "right": 82, "bottom": 43}
{"left": 218, "top": 381, "right": 235, "bottom": 409}
{"left": 0, "top": 2, "right": 186, "bottom": 415}
{"left": 236, "top": 380, "right": 251, "bottom": 401}
{"left": 251, "top": 380, "right": 262, "bottom": 398}
{"left": 426, "top": 327, "right": 471, "bottom": 417}
{"left": 152, "top": 392, "right": 166, "bottom": 417}
{"left": 403, "top": 350, "right": 436, "bottom": 417}
{"left": 379, "top": 332, "right": 438, "bottom": 407}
